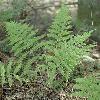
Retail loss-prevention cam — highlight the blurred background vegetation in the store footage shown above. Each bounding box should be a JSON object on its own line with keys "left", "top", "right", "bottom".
{"left": 0, "top": 0, "right": 100, "bottom": 43}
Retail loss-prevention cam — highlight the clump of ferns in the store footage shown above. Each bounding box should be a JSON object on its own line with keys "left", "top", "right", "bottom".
{"left": 0, "top": 5, "right": 94, "bottom": 89}
{"left": 1, "top": 21, "right": 46, "bottom": 86}
{"left": 38, "top": 6, "right": 94, "bottom": 89}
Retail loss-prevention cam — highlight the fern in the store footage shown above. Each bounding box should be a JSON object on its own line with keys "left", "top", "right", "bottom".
{"left": 6, "top": 21, "right": 44, "bottom": 62}
{"left": 0, "top": 9, "right": 13, "bottom": 21}
{"left": 72, "top": 75, "right": 100, "bottom": 100}
{"left": 46, "top": 5, "right": 72, "bottom": 48}
{"left": 39, "top": 6, "right": 94, "bottom": 88}
{"left": 0, "top": 62, "right": 5, "bottom": 86}
{"left": 0, "top": 59, "right": 33, "bottom": 87}
{"left": 1, "top": 21, "right": 45, "bottom": 87}
{"left": 0, "top": 5, "right": 94, "bottom": 89}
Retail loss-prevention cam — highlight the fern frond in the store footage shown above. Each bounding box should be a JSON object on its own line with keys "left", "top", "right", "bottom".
{"left": 72, "top": 75, "right": 100, "bottom": 100}
{"left": 0, "top": 59, "right": 34, "bottom": 87}
{"left": 0, "top": 62, "right": 6, "bottom": 86}
{"left": 4, "top": 21, "right": 46, "bottom": 86}
{"left": 47, "top": 6, "right": 72, "bottom": 46}
{"left": 39, "top": 6, "right": 94, "bottom": 88}
{"left": 6, "top": 21, "right": 44, "bottom": 60}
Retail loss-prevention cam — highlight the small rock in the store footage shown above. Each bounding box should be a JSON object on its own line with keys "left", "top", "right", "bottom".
{"left": 92, "top": 53, "right": 100, "bottom": 59}
{"left": 82, "top": 55, "right": 95, "bottom": 63}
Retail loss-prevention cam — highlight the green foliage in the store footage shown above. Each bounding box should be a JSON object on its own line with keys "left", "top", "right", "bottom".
{"left": 0, "top": 0, "right": 27, "bottom": 21}
{"left": 0, "top": 39, "right": 10, "bottom": 53}
{"left": 11, "top": 0, "right": 27, "bottom": 18}
{"left": 6, "top": 21, "right": 44, "bottom": 60}
{"left": 72, "top": 75, "right": 100, "bottom": 100}
{"left": 0, "top": 0, "right": 4, "bottom": 5}
{"left": 38, "top": 6, "right": 94, "bottom": 88}
{"left": 0, "top": 21, "right": 45, "bottom": 87}
{"left": 0, "top": 5, "right": 94, "bottom": 91}
{"left": 0, "top": 9, "right": 13, "bottom": 21}
{"left": 47, "top": 5, "right": 72, "bottom": 46}
{"left": 0, "top": 59, "right": 33, "bottom": 87}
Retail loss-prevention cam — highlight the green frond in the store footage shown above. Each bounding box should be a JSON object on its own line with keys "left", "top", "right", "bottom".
{"left": 72, "top": 75, "right": 100, "bottom": 100}
{"left": 0, "top": 62, "right": 6, "bottom": 86}
{"left": 6, "top": 21, "right": 44, "bottom": 59}
{"left": 39, "top": 6, "right": 94, "bottom": 88}
{"left": 0, "top": 21, "right": 45, "bottom": 86}
{"left": 48, "top": 5, "right": 72, "bottom": 43}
